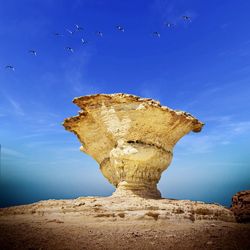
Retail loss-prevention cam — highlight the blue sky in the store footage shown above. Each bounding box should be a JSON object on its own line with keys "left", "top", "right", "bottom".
{"left": 0, "top": 0, "right": 250, "bottom": 207}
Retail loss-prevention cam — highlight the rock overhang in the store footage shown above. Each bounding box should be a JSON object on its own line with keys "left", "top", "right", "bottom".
{"left": 63, "top": 93, "right": 204, "bottom": 142}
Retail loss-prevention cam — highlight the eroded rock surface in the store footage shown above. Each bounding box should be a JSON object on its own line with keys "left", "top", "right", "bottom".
{"left": 63, "top": 93, "right": 204, "bottom": 198}
{"left": 0, "top": 196, "right": 235, "bottom": 223}
{"left": 231, "top": 190, "right": 250, "bottom": 223}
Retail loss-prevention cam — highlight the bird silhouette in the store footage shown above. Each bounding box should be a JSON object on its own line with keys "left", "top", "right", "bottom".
{"left": 29, "top": 50, "right": 37, "bottom": 56}
{"left": 81, "top": 38, "right": 88, "bottom": 44}
{"left": 5, "top": 65, "right": 15, "bottom": 71}
{"left": 165, "top": 22, "right": 175, "bottom": 28}
{"left": 96, "top": 31, "right": 103, "bottom": 37}
{"left": 54, "top": 32, "right": 64, "bottom": 37}
{"left": 66, "top": 29, "right": 74, "bottom": 35}
{"left": 152, "top": 31, "right": 160, "bottom": 38}
{"left": 75, "top": 24, "right": 83, "bottom": 31}
{"left": 116, "top": 25, "right": 124, "bottom": 32}
{"left": 65, "top": 47, "right": 74, "bottom": 53}
{"left": 182, "top": 16, "right": 191, "bottom": 21}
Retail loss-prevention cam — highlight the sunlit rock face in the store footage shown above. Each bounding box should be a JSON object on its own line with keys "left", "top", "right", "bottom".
{"left": 63, "top": 93, "right": 204, "bottom": 198}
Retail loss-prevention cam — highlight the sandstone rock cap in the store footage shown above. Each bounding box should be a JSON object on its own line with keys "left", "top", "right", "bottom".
{"left": 63, "top": 93, "right": 204, "bottom": 198}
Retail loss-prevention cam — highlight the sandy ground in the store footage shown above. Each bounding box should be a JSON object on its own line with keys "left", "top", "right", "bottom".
{"left": 1, "top": 216, "right": 250, "bottom": 250}
{"left": 0, "top": 197, "right": 250, "bottom": 250}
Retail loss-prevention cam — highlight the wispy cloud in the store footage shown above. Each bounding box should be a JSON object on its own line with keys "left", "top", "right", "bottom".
{"left": 177, "top": 134, "right": 223, "bottom": 154}
{"left": 2, "top": 94, "right": 25, "bottom": 116}
{"left": 1, "top": 147, "right": 26, "bottom": 159}
{"left": 61, "top": 49, "right": 101, "bottom": 96}
{"left": 218, "top": 40, "right": 250, "bottom": 58}
{"left": 16, "top": 127, "right": 65, "bottom": 140}
{"left": 64, "top": 68, "right": 100, "bottom": 96}
{"left": 177, "top": 118, "right": 250, "bottom": 154}
{"left": 176, "top": 75, "right": 250, "bottom": 116}
{"left": 226, "top": 121, "right": 250, "bottom": 135}
{"left": 24, "top": 140, "right": 65, "bottom": 148}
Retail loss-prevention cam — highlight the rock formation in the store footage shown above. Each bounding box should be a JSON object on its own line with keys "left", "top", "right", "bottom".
{"left": 63, "top": 93, "right": 204, "bottom": 198}
{"left": 231, "top": 190, "right": 250, "bottom": 222}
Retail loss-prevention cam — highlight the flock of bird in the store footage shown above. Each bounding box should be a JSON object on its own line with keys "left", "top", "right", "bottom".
{"left": 4, "top": 15, "right": 192, "bottom": 72}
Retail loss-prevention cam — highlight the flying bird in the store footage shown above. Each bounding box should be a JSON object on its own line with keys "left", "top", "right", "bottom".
{"left": 66, "top": 29, "right": 74, "bottom": 35}
{"left": 54, "top": 32, "right": 64, "bottom": 37}
{"left": 96, "top": 31, "right": 103, "bottom": 37}
{"left": 75, "top": 24, "right": 83, "bottom": 31}
{"left": 165, "top": 22, "right": 175, "bottom": 28}
{"left": 5, "top": 65, "right": 15, "bottom": 71}
{"left": 152, "top": 31, "right": 160, "bottom": 38}
{"left": 116, "top": 25, "right": 124, "bottom": 32}
{"left": 182, "top": 15, "right": 191, "bottom": 21}
{"left": 81, "top": 38, "right": 88, "bottom": 44}
{"left": 65, "top": 47, "right": 74, "bottom": 53}
{"left": 28, "top": 50, "right": 37, "bottom": 56}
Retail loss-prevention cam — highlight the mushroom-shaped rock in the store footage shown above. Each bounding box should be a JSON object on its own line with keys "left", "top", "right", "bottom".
{"left": 63, "top": 93, "right": 204, "bottom": 198}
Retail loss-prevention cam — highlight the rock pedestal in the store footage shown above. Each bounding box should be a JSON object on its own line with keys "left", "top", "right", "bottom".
{"left": 63, "top": 93, "right": 204, "bottom": 198}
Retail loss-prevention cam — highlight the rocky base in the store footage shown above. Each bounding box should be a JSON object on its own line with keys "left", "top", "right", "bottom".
{"left": 231, "top": 190, "right": 250, "bottom": 223}
{"left": 0, "top": 196, "right": 235, "bottom": 222}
